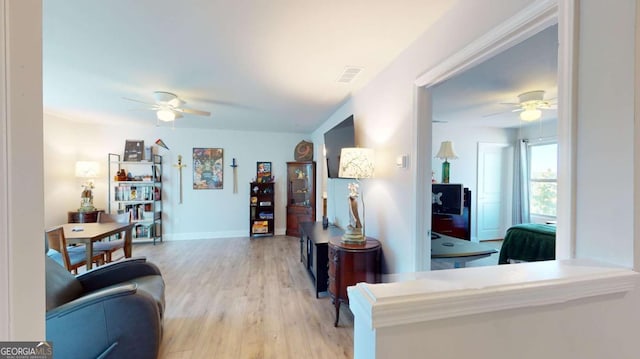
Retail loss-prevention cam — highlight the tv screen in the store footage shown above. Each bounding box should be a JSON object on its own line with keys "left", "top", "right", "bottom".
{"left": 432, "top": 183, "right": 464, "bottom": 215}
{"left": 324, "top": 115, "right": 355, "bottom": 178}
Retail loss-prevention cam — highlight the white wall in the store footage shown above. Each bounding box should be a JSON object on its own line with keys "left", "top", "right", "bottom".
{"left": 1, "top": 0, "right": 45, "bottom": 340}
{"left": 313, "top": 0, "right": 536, "bottom": 274}
{"left": 575, "top": 0, "right": 636, "bottom": 267}
{"left": 348, "top": 0, "right": 640, "bottom": 358}
{"left": 518, "top": 118, "right": 558, "bottom": 140}
{"left": 44, "top": 114, "right": 307, "bottom": 239}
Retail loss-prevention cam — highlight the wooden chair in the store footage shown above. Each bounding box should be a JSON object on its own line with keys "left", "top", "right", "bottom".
{"left": 46, "top": 226, "right": 105, "bottom": 274}
{"left": 93, "top": 211, "right": 131, "bottom": 262}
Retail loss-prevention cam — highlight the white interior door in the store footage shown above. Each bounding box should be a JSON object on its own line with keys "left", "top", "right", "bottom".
{"left": 476, "top": 143, "right": 512, "bottom": 241}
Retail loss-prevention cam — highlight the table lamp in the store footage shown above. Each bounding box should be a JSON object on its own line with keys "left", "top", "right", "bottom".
{"left": 75, "top": 161, "right": 99, "bottom": 212}
{"left": 338, "top": 147, "right": 375, "bottom": 243}
{"left": 435, "top": 141, "right": 458, "bottom": 183}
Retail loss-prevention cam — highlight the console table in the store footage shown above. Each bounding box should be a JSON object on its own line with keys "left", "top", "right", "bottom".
{"left": 299, "top": 222, "right": 342, "bottom": 298}
{"left": 329, "top": 236, "right": 381, "bottom": 327}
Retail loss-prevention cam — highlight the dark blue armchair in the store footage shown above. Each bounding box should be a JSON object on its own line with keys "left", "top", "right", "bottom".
{"left": 46, "top": 255, "right": 165, "bottom": 359}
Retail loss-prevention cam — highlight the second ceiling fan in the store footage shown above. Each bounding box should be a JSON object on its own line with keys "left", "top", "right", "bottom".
{"left": 503, "top": 90, "right": 556, "bottom": 122}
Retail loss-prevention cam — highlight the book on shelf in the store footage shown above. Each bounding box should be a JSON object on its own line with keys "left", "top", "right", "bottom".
{"left": 252, "top": 220, "right": 269, "bottom": 234}
{"left": 114, "top": 185, "right": 156, "bottom": 201}
{"left": 258, "top": 212, "right": 274, "bottom": 220}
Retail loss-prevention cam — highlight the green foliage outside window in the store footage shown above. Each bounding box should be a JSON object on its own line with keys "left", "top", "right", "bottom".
{"left": 529, "top": 144, "right": 557, "bottom": 217}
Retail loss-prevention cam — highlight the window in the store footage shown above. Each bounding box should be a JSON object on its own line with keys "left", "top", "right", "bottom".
{"left": 529, "top": 142, "right": 557, "bottom": 217}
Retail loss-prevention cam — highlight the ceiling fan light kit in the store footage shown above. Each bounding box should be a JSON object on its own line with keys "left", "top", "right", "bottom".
{"left": 125, "top": 91, "right": 211, "bottom": 123}
{"left": 517, "top": 90, "right": 551, "bottom": 122}
{"left": 157, "top": 109, "right": 176, "bottom": 122}
{"left": 520, "top": 105, "right": 542, "bottom": 122}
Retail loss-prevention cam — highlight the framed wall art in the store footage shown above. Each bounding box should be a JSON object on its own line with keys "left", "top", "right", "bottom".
{"left": 124, "top": 140, "right": 144, "bottom": 162}
{"left": 193, "top": 148, "right": 224, "bottom": 189}
{"left": 256, "top": 161, "right": 272, "bottom": 183}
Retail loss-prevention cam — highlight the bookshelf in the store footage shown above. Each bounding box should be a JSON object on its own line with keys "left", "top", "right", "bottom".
{"left": 250, "top": 182, "right": 275, "bottom": 237}
{"left": 108, "top": 153, "right": 163, "bottom": 244}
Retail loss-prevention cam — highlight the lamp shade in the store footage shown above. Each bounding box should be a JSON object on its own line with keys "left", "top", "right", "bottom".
{"left": 435, "top": 141, "right": 458, "bottom": 160}
{"left": 338, "top": 148, "right": 375, "bottom": 179}
{"left": 75, "top": 161, "right": 99, "bottom": 178}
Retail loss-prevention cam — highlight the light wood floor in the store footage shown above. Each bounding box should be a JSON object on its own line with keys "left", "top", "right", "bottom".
{"left": 132, "top": 235, "right": 354, "bottom": 359}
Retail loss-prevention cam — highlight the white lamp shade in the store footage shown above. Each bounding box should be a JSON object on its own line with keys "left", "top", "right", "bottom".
{"left": 338, "top": 148, "right": 375, "bottom": 179}
{"left": 75, "top": 161, "right": 99, "bottom": 178}
{"left": 435, "top": 141, "right": 458, "bottom": 160}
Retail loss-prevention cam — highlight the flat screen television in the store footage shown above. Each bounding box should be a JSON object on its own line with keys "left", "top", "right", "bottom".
{"left": 324, "top": 115, "right": 355, "bottom": 178}
{"left": 432, "top": 183, "right": 464, "bottom": 215}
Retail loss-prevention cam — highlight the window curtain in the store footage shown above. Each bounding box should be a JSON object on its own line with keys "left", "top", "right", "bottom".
{"left": 512, "top": 139, "right": 530, "bottom": 224}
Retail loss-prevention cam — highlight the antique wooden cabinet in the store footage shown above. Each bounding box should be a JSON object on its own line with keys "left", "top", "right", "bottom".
{"left": 328, "top": 236, "right": 381, "bottom": 326}
{"left": 286, "top": 161, "right": 316, "bottom": 237}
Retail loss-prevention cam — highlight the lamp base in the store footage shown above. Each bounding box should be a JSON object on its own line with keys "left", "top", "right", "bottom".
{"left": 78, "top": 205, "right": 96, "bottom": 213}
{"left": 441, "top": 160, "right": 450, "bottom": 183}
{"left": 341, "top": 226, "right": 365, "bottom": 244}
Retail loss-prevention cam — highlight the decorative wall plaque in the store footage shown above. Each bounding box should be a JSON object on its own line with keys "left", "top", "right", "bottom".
{"left": 294, "top": 140, "right": 313, "bottom": 161}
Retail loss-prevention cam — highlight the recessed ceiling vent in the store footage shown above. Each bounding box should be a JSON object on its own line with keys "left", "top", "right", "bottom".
{"left": 337, "top": 66, "right": 363, "bottom": 83}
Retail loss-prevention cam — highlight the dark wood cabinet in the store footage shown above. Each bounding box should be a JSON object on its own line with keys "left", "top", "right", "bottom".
{"left": 68, "top": 210, "right": 104, "bottom": 223}
{"left": 328, "top": 236, "right": 381, "bottom": 326}
{"left": 432, "top": 188, "right": 471, "bottom": 240}
{"left": 299, "top": 222, "right": 342, "bottom": 298}
{"left": 286, "top": 162, "right": 316, "bottom": 237}
{"left": 250, "top": 182, "right": 275, "bottom": 237}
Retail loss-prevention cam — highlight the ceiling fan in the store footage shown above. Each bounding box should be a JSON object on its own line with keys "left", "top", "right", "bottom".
{"left": 488, "top": 90, "right": 556, "bottom": 121}
{"left": 124, "top": 91, "right": 211, "bottom": 122}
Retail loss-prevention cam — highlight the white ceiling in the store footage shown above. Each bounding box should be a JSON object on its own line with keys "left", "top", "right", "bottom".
{"left": 432, "top": 24, "right": 559, "bottom": 128}
{"left": 43, "top": 0, "right": 458, "bottom": 133}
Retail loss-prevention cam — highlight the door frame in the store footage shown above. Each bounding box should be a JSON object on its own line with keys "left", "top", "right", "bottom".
{"left": 412, "top": 0, "right": 576, "bottom": 271}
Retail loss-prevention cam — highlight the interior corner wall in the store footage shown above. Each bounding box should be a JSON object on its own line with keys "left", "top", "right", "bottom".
{"left": 313, "top": 0, "right": 536, "bottom": 274}
{"left": 44, "top": 114, "right": 306, "bottom": 239}
{"left": 574, "top": 0, "right": 636, "bottom": 267}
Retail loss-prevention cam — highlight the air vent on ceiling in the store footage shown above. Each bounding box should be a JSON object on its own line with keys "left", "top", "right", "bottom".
{"left": 337, "top": 66, "right": 363, "bottom": 83}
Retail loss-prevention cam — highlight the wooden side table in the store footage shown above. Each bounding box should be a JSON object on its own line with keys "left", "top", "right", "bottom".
{"left": 328, "top": 236, "right": 381, "bottom": 326}
{"left": 67, "top": 210, "right": 104, "bottom": 223}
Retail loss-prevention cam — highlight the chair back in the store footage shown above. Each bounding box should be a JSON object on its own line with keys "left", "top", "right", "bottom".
{"left": 46, "top": 226, "right": 72, "bottom": 270}
{"left": 97, "top": 211, "right": 132, "bottom": 224}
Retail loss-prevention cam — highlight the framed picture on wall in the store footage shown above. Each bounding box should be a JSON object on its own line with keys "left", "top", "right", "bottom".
{"left": 124, "top": 140, "right": 144, "bottom": 162}
{"left": 193, "top": 148, "right": 224, "bottom": 189}
{"left": 256, "top": 161, "right": 272, "bottom": 183}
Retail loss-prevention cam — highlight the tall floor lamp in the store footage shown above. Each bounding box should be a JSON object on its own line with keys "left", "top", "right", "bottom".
{"left": 338, "top": 147, "right": 375, "bottom": 244}
{"left": 435, "top": 141, "right": 458, "bottom": 183}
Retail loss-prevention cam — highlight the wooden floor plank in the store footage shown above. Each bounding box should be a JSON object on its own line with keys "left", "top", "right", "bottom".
{"left": 132, "top": 235, "right": 354, "bottom": 359}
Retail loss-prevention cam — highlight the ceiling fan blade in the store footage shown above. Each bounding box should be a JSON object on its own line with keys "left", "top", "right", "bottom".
{"left": 176, "top": 108, "right": 211, "bottom": 116}
{"left": 482, "top": 110, "right": 511, "bottom": 118}
{"left": 122, "top": 97, "right": 156, "bottom": 106}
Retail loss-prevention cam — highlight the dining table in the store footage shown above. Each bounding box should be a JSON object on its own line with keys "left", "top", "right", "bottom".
{"left": 61, "top": 222, "right": 135, "bottom": 269}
